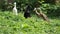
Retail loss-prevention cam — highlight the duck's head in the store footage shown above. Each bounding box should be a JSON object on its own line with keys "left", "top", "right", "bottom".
{"left": 14, "top": 2, "right": 16, "bottom": 5}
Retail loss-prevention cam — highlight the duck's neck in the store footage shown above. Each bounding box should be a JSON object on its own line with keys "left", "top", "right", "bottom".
{"left": 14, "top": 4, "right": 16, "bottom": 8}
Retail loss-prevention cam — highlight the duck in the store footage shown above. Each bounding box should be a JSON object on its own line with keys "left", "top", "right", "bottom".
{"left": 13, "top": 2, "right": 18, "bottom": 15}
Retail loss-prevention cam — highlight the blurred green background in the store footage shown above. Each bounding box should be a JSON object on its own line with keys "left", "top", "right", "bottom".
{"left": 0, "top": 0, "right": 60, "bottom": 34}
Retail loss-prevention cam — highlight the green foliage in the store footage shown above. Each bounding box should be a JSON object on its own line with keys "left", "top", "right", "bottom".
{"left": 0, "top": 0, "right": 60, "bottom": 12}
{"left": 0, "top": 11, "right": 60, "bottom": 34}
{"left": 44, "top": 0, "right": 57, "bottom": 4}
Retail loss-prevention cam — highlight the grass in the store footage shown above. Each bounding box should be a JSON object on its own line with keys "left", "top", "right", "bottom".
{"left": 0, "top": 11, "right": 60, "bottom": 34}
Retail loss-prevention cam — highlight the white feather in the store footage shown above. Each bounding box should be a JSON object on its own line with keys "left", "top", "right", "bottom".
{"left": 13, "top": 2, "right": 18, "bottom": 15}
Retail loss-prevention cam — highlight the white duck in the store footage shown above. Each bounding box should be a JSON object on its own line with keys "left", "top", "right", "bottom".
{"left": 13, "top": 2, "right": 18, "bottom": 15}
